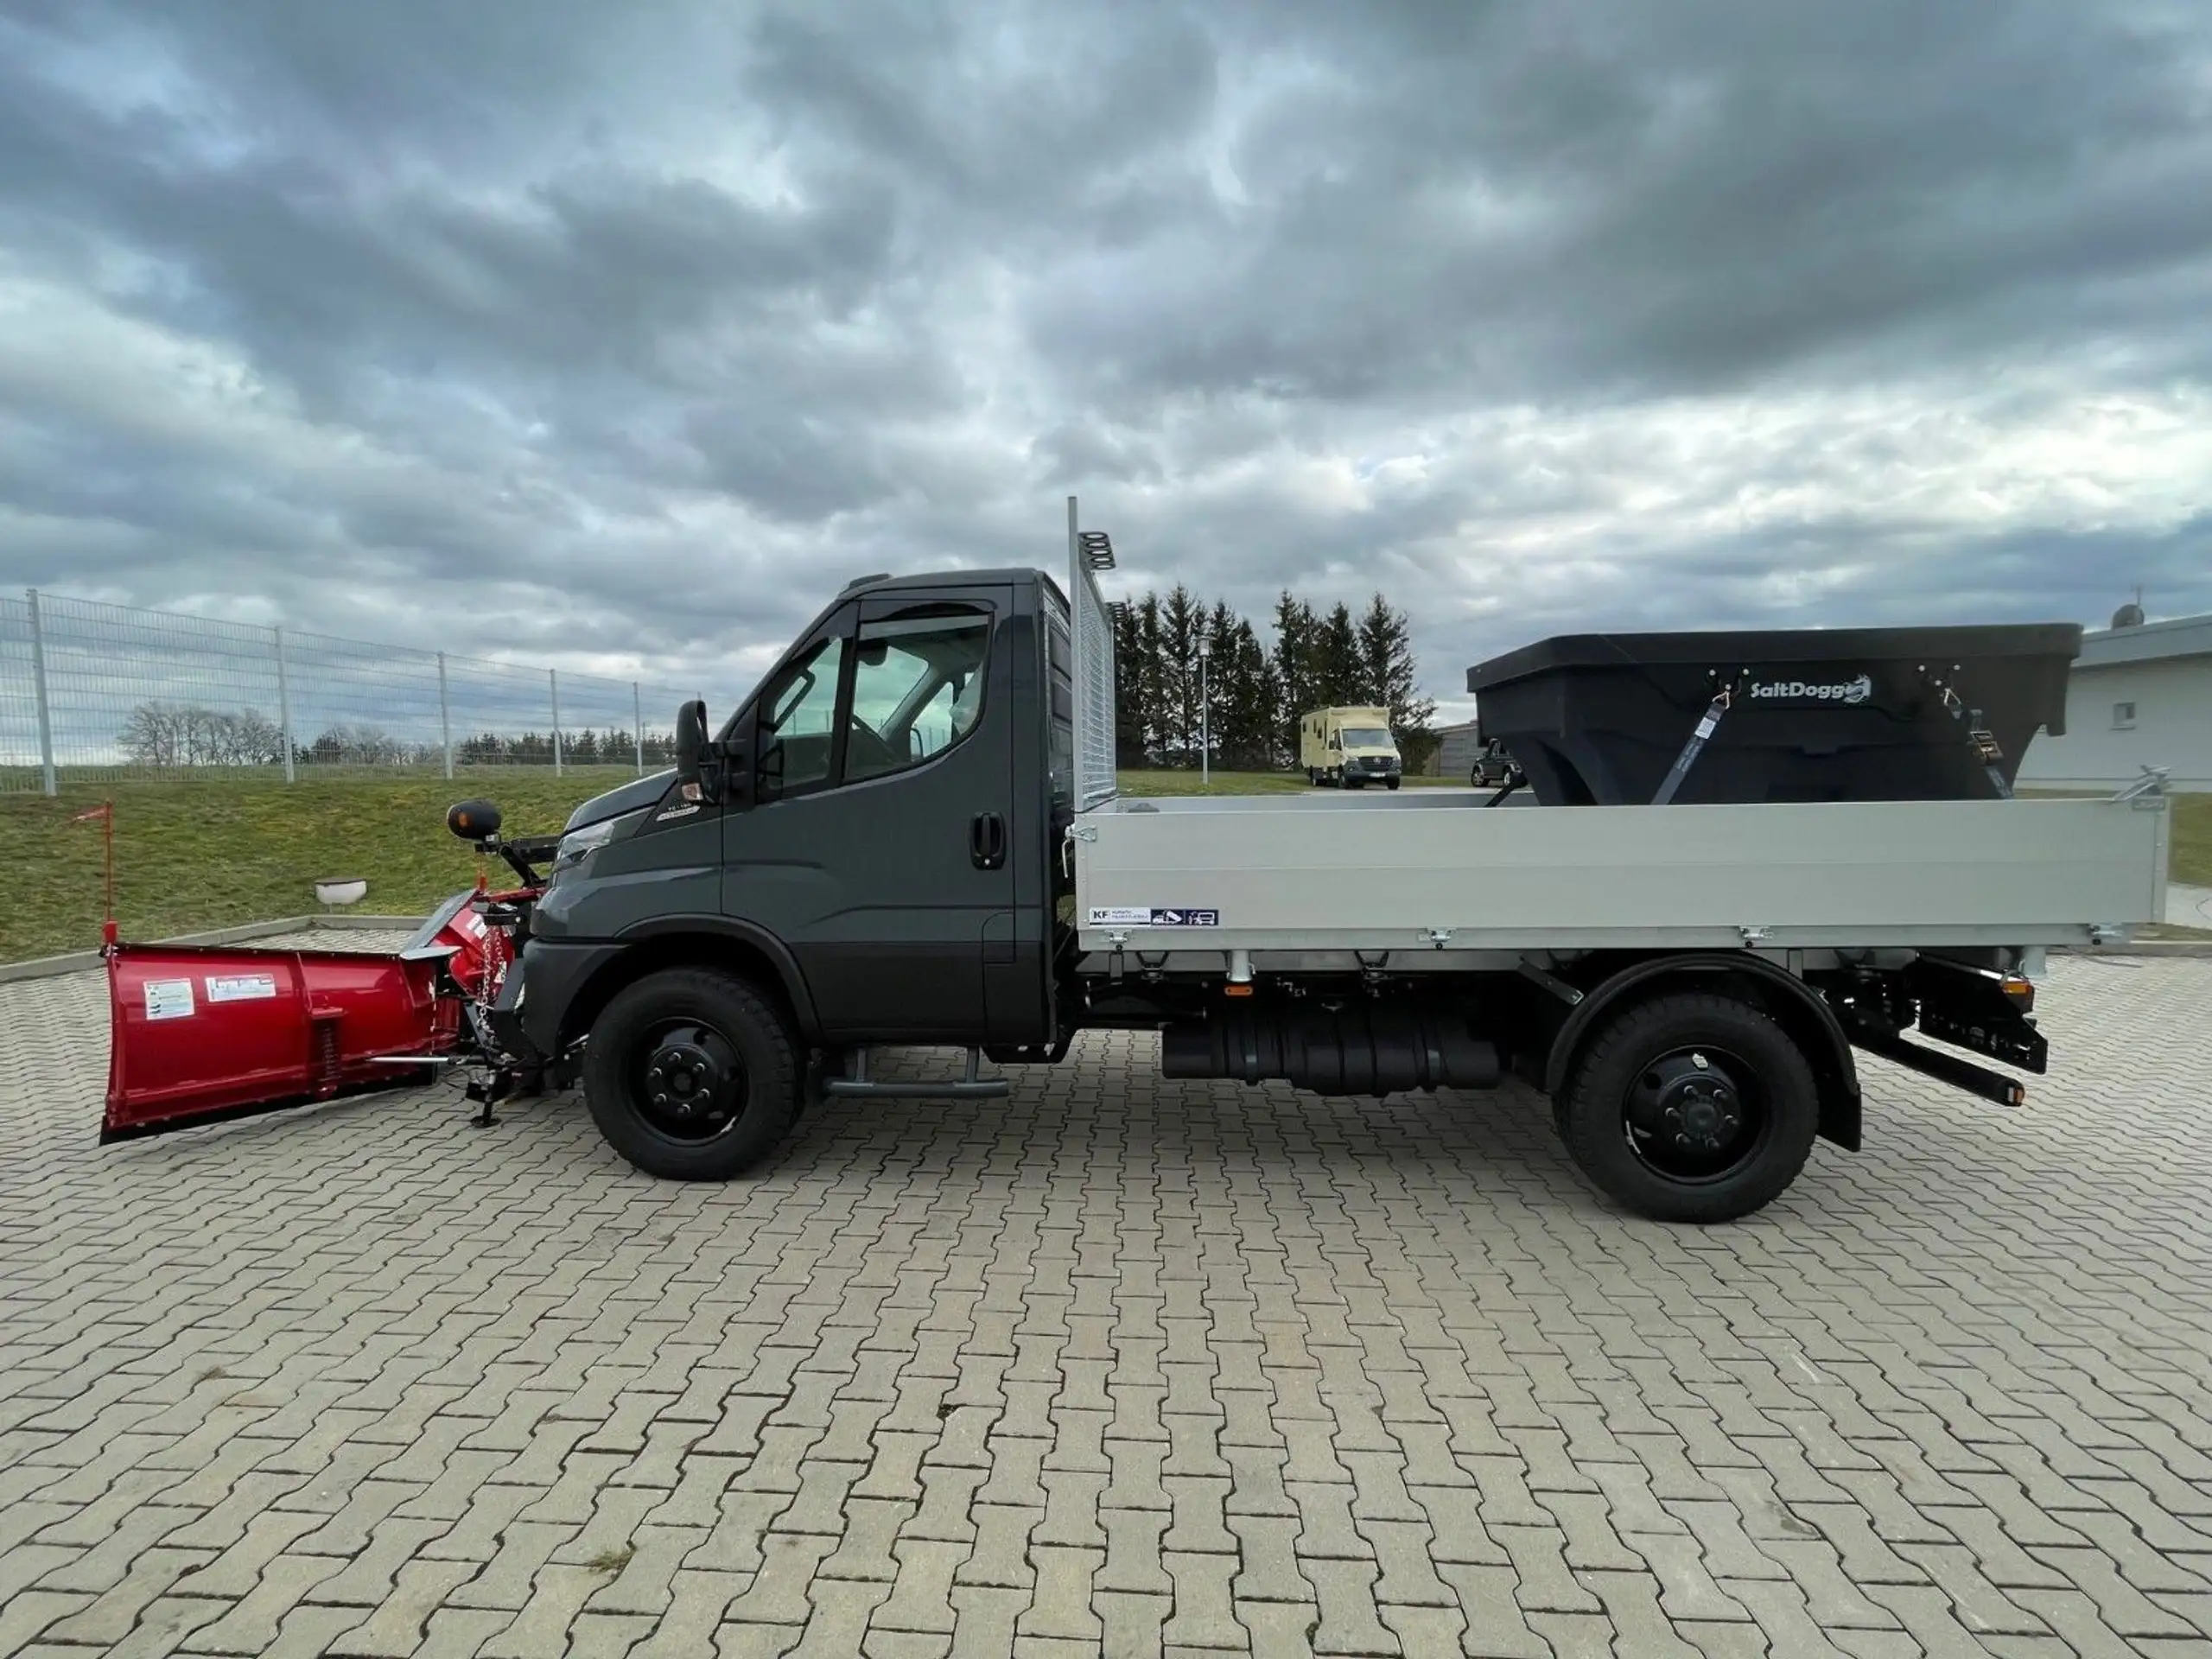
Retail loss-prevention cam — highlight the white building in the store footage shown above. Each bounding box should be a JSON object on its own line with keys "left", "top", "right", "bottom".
{"left": 2016, "top": 609, "right": 2212, "bottom": 792}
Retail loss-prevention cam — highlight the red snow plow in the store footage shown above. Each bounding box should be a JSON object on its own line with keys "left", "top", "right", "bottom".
{"left": 99, "top": 801, "right": 558, "bottom": 1142}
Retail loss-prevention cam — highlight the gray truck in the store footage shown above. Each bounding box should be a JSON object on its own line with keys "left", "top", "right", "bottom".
{"left": 492, "top": 504, "right": 2168, "bottom": 1224}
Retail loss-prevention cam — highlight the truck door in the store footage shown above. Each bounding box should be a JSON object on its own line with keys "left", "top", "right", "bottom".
{"left": 724, "top": 588, "right": 1015, "bottom": 1042}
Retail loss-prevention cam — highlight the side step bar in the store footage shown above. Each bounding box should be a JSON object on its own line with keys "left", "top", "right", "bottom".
{"left": 821, "top": 1046, "right": 1012, "bottom": 1100}
{"left": 1850, "top": 1031, "right": 2026, "bottom": 1107}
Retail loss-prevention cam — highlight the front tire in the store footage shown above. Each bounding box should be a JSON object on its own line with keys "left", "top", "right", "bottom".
{"left": 1385, "top": 778, "right": 1401, "bottom": 791}
{"left": 582, "top": 968, "right": 800, "bottom": 1179}
{"left": 1558, "top": 991, "right": 1818, "bottom": 1223}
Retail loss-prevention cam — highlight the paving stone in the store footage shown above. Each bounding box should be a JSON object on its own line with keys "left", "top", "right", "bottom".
{"left": 1162, "top": 1551, "right": 1245, "bottom": 1650}
{"left": 1014, "top": 1547, "right": 1102, "bottom": 1643}
{"left": 945, "top": 1586, "right": 1028, "bottom": 1657}
{"left": 1434, "top": 1563, "right": 1548, "bottom": 1658}
{"left": 6, "top": 954, "right": 2212, "bottom": 1659}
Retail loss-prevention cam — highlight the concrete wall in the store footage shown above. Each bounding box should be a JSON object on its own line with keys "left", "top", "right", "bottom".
{"left": 2017, "top": 656, "right": 2212, "bottom": 791}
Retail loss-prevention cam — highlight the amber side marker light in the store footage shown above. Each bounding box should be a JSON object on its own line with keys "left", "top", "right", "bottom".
{"left": 1224, "top": 984, "right": 1254, "bottom": 998}
{"left": 2001, "top": 973, "right": 2035, "bottom": 1009}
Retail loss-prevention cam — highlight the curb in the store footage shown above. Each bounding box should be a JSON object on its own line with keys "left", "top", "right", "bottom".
{"left": 0, "top": 914, "right": 430, "bottom": 986}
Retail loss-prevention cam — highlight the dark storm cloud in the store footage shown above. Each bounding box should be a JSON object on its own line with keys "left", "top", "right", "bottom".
{"left": 0, "top": 0, "right": 2208, "bottom": 720}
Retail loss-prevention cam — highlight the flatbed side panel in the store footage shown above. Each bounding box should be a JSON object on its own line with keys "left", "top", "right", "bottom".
{"left": 1072, "top": 796, "right": 2167, "bottom": 953}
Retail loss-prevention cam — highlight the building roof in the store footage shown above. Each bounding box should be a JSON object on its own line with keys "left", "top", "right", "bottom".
{"left": 2078, "top": 610, "right": 2212, "bottom": 668}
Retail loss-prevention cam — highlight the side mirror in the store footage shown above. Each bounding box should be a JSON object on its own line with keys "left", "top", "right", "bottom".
{"left": 675, "top": 700, "right": 715, "bottom": 803}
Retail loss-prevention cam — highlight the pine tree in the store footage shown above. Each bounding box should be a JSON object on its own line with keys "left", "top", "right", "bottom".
{"left": 1196, "top": 601, "right": 1238, "bottom": 772}
{"left": 1356, "top": 592, "right": 1438, "bottom": 754}
{"left": 1269, "top": 592, "right": 1318, "bottom": 766}
{"left": 1112, "top": 601, "right": 1148, "bottom": 767}
{"left": 1158, "top": 585, "right": 1203, "bottom": 766}
{"left": 1316, "top": 602, "right": 1361, "bottom": 708}
{"left": 1219, "top": 617, "right": 1273, "bottom": 772}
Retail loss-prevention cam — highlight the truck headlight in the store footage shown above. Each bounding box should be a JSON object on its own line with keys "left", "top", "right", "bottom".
{"left": 554, "top": 817, "right": 617, "bottom": 872}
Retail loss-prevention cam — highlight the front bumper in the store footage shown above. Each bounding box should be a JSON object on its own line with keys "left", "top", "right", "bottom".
{"left": 497, "top": 938, "right": 622, "bottom": 1064}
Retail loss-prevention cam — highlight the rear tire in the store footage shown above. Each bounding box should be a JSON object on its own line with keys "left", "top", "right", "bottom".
{"left": 1559, "top": 991, "right": 1818, "bottom": 1223}
{"left": 582, "top": 968, "right": 799, "bottom": 1179}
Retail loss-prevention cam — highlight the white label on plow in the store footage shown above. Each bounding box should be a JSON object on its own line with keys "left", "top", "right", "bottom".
{"left": 144, "top": 978, "right": 195, "bottom": 1020}
{"left": 206, "top": 973, "right": 278, "bottom": 1003}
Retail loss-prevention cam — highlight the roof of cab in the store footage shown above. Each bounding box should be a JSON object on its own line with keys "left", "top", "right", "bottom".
{"left": 842, "top": 567, "right": 1051, "bottom": 594}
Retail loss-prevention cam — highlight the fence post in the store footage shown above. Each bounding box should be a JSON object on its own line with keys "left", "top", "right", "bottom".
{"left": 633, "top": 682, "right": 644, "bottom": 775}
{"left": 550, "top": 669, "right": 563, "bottom": 776}
{"left": 438, "top": 652, "right": 454, "bottom": 780}
{"left": 27, "top": 589, "right": 56, "bottom": 797}
{"left": 273, "top": 626, "right": 296, "bottom": 783}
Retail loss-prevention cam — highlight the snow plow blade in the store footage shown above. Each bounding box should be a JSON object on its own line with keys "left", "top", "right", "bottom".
{"left": 100, "top": 941, "right": 462, "bottom": 1142}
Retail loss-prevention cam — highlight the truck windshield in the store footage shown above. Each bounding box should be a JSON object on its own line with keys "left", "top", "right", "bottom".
{"left": 1343, "top": 728, "right": 1393, "bottom": 747}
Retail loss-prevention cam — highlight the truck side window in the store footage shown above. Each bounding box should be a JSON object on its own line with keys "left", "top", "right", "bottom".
{"left": 844, "top": 610, "right": 991, "bottom": 785}
{"left": 757, "top": 637, "right": 845, "bottom": 800}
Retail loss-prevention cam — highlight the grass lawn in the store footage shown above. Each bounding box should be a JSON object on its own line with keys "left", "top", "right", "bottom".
{"left": 2173, "top": 791, "right": 2212, "bottom": 890}
{"left": 2, "top": 769, "right": 639, "bottom": 963}
{"left": 5, "top": 768, "right": 2204, "bottom": 963}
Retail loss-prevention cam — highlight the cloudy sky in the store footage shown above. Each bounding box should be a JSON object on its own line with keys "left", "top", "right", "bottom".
{"left": 3, "top": 0, "right": 2209, "bottom": 721}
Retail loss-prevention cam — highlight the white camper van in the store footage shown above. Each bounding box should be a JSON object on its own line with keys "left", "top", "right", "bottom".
{"left": 1301, "top": 706, "right": 1402, "bottom": 789}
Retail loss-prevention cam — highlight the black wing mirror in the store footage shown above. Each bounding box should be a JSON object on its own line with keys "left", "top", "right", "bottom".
{"left": 675, "top": 699, "right": 717, "bottom": 804}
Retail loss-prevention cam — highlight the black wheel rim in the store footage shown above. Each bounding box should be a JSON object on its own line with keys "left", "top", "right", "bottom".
{"left": 1621, "top": 1044, "right": 1770, "bottom": 1185}
{"left": 630, "top": 1019, "right": 748, "bottom": 1144}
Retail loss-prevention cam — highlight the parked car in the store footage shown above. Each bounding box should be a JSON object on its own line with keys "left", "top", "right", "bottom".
{"left": 1471, "top": 737, "right": 1517, "bottom": 787}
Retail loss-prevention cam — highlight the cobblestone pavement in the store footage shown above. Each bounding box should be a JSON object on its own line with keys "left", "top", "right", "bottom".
{"left": 3, "top": 944, "right": 2210, "bottom": 1657}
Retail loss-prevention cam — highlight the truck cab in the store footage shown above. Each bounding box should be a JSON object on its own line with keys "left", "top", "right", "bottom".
{"left": 506, "top": 569, "right": 1076, "bottom": 1175}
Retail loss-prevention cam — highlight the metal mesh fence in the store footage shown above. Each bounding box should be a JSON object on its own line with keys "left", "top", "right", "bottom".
{"left": 1, "top": 589, "right": 720, "bottom": 792}
{"left": 1069, "top": 518, "right": 1119, "bottom": 811}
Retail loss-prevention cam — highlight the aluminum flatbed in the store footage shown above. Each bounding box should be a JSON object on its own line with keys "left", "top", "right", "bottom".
{"left": 1071, "top": 788, "right": 2169, "bottom": 963}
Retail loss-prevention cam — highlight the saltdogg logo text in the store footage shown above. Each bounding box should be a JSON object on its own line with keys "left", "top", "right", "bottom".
{"left": 1746, "top": 672, "right": 1873, "bottom": 705}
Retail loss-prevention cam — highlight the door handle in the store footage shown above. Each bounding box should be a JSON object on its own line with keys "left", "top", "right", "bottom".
{"left": 971, "top": 811, "right": 1006, "bottom": 870}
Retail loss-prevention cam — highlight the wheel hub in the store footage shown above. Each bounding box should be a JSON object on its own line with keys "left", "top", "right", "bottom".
{"left": 1663, "top": 1077, "right": 1738, "bottom": 1153}
{"left": 638, "top": 1027, "right": 741, "bottom": 1135}
{"left": 1625, "top": 1048, "right": 1760, "bottom": 1179}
